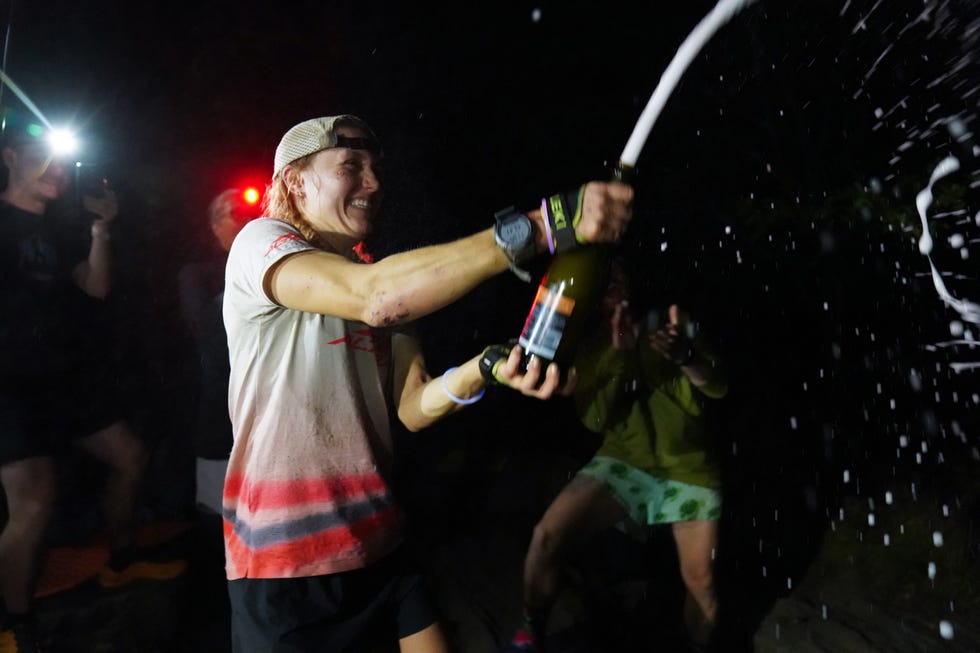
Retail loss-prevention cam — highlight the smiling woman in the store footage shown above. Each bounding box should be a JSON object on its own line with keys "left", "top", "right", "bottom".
{"left": 272, "top": 116, "right": 383, "bottom": 253}
{"left": 218, "top": 114, "right": 633, "bottom": 653}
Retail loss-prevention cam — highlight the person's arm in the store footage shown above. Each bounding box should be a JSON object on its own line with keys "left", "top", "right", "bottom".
{"left": 648, "top": 305, "right": 728, "bottom": 398}
{"left": 393, "top": 336, "right": 484, "bottom": 433}
{"left": 268, "top": 181, "right": 633, "bottom": 327}
{"left": 72, "top": 191, "right": 119, "bottom": 300}
{"left": 394, "top": 339, "right": 566, "bottom": 433}
{"left": 269, "top": 228, "right": 507, "bottom": 327}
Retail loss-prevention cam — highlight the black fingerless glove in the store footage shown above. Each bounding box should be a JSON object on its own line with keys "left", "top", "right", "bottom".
{"left": 479, "top": 344, "right": 511, "bottom": 386}
{"left": 542, "top": 185, "right": 586, "bottom": 254}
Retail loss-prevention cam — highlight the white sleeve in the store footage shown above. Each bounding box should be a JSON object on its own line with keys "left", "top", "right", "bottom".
{"left": 224, "top": 218, "right": 314, "bottom": 318}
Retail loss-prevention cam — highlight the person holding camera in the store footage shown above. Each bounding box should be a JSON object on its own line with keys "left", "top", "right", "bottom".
{"left": 221, "top": 115, "right": 633, "bottom": 652}
{"left": 0, "top": 127, "right": 185, "bottom": 651}
{"left": 504, "top": 261, "right": 727, "bottom": 652}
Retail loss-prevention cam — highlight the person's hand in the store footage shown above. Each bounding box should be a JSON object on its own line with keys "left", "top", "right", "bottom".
{"left": 648, "top": 305, "right": 694, "bottom": 365}
{"left": 538, "top": 182, "right": 634, "bottom": 254}
{"left": 573, "top": 181, "right": 633, "bottom": 244}
{"left": 83, "top": 188, "right": 119, "bottom": 229}
{"left": 492, "top": 344, "right": 578, "bottom": 399}
{"left": 610, "top": 300, "right": 638, "bottom": 350}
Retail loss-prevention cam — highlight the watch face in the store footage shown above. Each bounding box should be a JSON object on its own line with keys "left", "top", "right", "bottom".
{"left": 499, "top": 214, "right": 532, "bottom": 245}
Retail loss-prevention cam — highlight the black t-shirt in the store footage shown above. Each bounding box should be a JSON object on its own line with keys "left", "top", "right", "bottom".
{"left": 0, "top": 200, "right": 104, "bottom": 386}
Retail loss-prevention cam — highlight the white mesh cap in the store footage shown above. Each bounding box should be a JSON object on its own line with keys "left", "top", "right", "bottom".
{"left": 272, "top": 115, "right": 378, "bottom": 179}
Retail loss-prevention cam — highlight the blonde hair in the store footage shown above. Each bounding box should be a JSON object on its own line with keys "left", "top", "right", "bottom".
{"left": 261, "top": 153, "right": 326, "bottom": 248}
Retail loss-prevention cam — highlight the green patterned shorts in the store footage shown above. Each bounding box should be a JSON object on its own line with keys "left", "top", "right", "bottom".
{"left": 579, "top": 455, "right": 721, "bottom": 525}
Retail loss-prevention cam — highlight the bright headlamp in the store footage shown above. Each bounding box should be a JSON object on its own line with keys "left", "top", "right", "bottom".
{"left": 46, "top": 127, "right": 79, "bottom": 158}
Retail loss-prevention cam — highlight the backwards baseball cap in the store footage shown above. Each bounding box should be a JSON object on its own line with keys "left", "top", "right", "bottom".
{"left": 273, "top": 115, "right": 380, "bottom": 179}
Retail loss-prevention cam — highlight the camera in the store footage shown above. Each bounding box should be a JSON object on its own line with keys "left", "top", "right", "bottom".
{"left": 77, "top": 165, "right": 109, "bottom": 199}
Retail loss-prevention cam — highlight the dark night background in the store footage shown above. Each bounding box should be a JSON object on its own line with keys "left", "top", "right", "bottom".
{"left": 2, "top": 0, "right": 979, "bottom": 651}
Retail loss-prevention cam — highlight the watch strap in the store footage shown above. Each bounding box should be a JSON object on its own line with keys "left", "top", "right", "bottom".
{"left": 543, "top": 187, "right": 586, "bottom": 254}
{"left": 494, "top": 207, "right": 535, "bottom": 282}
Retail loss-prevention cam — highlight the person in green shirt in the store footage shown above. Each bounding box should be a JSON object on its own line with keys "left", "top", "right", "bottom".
{"left": 506, "top": 261, "right": 727, "bottom": 651}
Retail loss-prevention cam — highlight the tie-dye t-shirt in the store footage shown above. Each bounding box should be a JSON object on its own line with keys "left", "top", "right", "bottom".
{"left": 222, "top": 218, "right": 404, "bottom": 579}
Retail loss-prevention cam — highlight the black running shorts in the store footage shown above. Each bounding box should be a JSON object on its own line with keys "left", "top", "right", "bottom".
{"left": 0, "top": 365, "right": 123, "bottom": 466}
{"left": 228, "top": 547, "right": 439, "bottom": 653}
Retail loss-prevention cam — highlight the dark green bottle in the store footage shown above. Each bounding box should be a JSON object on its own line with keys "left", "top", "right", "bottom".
{"left": 518, "top": 163, "right": 634, "bottom": 376}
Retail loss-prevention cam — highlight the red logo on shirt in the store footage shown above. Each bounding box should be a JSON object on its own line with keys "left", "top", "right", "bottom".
{"left": 327, "top": 328, "right": 392, "bottom": 376}
{"left": 265, "top": 233, "right": 305, "bottom": 257}
{"left": 327, "top": 328, "right": 376, "bottom": 353}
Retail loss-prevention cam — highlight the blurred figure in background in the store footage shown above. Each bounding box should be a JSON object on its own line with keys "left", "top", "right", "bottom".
{"left": 0, "top": 124, "right": 185, "bottom": 652}
{"left": 177, "top": 187, "right": 254, "bottom": 651}
{"left": 506, "top": 260, "right": 727, "bottom": 652}
{"left": 178, "top": 188, "right": 254, "bottom": 516}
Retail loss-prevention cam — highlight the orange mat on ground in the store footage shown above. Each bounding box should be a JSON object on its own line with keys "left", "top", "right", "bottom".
{"left": 34, "top": 520, "right": 192, "bottom": 598}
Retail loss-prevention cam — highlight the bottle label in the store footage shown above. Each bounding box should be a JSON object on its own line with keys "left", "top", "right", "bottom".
{"left": 519, "top": 285, "right": 575, "bottom": 360}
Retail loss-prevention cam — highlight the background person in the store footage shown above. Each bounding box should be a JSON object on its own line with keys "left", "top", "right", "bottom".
{"left": 176, "top": 187, "right": 255, "bottom": 651}
{"left": 0, "top": 126, "right": 185, "bottom": 651}
{"left": 178, "top": 188, "right": 255, "bottom": 516}
{"left": 222, "top": 114, "right": 633, "bottom": 652}
{"left": 506, "top": 260, "right": 727, "bottom": 652}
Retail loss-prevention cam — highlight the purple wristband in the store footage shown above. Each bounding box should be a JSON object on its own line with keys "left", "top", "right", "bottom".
{"left": 541, "top": 197, "right": 556, "bottom": 254}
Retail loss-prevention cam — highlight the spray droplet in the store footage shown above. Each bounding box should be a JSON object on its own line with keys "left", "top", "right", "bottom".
{"left": 939, "top": 621, "right": 954, "bottom": 640}
{"left": 909, "top": 370, "right": 922, "bottom": 392}
{"left": 933, "top": 532, "right": 944, "bottom": 547}
{"left": 928, "top": 562, "right": 936, "bottom": 579}
{"left": 948, "top": 118, "right": 966, "bottom": 139}
{"left": 843, "top": 470, "right": 851, "bottom": 483}
{"left": 531, "top": 8, "right": 542, "bottom": 22}
{"left": 885, "top": 491, "right": 893, "bottom": 505}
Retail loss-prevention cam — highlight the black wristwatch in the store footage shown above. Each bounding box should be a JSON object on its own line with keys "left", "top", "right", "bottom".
{"left": 494, "top": 207, "right": 537, "bottom": 282}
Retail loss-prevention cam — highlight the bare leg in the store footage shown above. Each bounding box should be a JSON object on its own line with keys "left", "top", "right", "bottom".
{"left": 399, "top": 622, "right": 451, "bottom": 653}
{"left": 671, "top": 519, "right": 718, "bottom": 645}
{"left": 74, "top": 420, "right": 147, "bottom": 550}
{"left": 524, "top": 474, "right": 628, "bottom": 613}
{"left": 0, "top": 457, "right": 57, "bottom": 614}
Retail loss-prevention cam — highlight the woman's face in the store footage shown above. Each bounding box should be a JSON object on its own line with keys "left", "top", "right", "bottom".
{"left": 291, "top": 125, "right": 383, "bottom": 245}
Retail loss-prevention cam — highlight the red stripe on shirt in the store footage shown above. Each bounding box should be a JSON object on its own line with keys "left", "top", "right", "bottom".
{"left": 224, "top": 505, "right": 401, "bottom": 578}
{"left": 224, "top": 472, "right": 389, "bottom": 510}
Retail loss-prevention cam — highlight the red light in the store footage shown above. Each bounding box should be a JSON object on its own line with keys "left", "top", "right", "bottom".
{"left": 243, "top": 187, "right": 260, "bottom": 205}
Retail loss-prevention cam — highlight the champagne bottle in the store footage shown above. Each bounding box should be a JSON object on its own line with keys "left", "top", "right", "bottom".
{"left": 518, "top": 163, "right": 635, "bottom": 376}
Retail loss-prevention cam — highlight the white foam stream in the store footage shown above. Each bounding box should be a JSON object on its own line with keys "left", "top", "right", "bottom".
{"left": 916, "top": 156, "right": 980, "bottom": 371}
{"left": 619, "top": 0, "right": 758, "bottom": 167}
